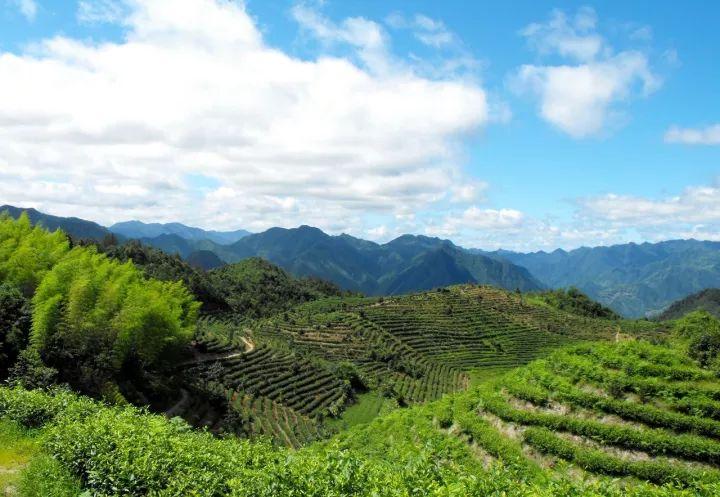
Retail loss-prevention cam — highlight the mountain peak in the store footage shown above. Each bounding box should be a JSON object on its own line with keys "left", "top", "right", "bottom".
{"left": 110, "top": 220, "right": 250, "bottom": 245}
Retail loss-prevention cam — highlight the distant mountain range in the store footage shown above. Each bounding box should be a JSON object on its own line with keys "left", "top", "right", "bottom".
{"left": 0, "top": 205, "right": 110, "bottom": 240}
{"left": 488, "top": 240, "right": 720, "bottom": 317}
{"left": 109, "top": 220, "right": 251, "bottom": 245}
{"left": 220, "top": 227, "right": 544, "bottom": 295}
{"left": 4, "top": 204, "right": 720, "bottom": 317}
{"left": 0, "top": 205, "right": 542, "bottom": 296}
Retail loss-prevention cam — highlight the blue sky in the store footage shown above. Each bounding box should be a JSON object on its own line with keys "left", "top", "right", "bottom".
{"left": 1, "top": 0, "right": 718, "bottom": 250}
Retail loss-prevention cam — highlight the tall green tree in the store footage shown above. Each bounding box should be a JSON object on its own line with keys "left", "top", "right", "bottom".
{"left": 30, "top": 246, "right": 200, "bottom": 396}
{"left": 0, "top": 212, "right": 69, "bottom": 295}
{"left": 0, "top": 284, "right": 31, "bottom": 379}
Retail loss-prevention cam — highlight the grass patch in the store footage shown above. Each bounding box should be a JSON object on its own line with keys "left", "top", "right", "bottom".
{"left": 467, "top": 367, "right": 513, "bottom": 388}
{"left": 0, "top": 420, "right": 39, "bottom": 496}
{"left": 328, "top": 392, "right": 388, "bottom": 430}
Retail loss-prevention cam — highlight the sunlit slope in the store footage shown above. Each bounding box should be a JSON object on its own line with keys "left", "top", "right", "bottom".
{"left": 6, "top": 376, "right": 720, "bottom": 496}
{"left": 329, "top": 339, "right": 720, "bottom": 491}
{"left": 184, "top": 285, "right": 654, "bottom": 446}
{"left": 251, "top": 284, "right": 636, "bottom": 379}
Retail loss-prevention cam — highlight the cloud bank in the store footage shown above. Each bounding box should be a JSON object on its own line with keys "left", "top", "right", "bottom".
{"left": 2, "top": 2, "right": 711, "bottom": 252}
{"left": 0, "top": 0, "right": 488, "bottom": 236}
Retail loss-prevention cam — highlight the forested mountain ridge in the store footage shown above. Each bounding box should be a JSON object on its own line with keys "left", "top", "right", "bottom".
{"left": 0, "top": 205, "right": 110, "bottom": 241}
{"left": 6, "top": 204, "right": 720, "bottom": 317}
{"left": 224, "top": 226, "right": 544, "bottom": 294}
{"left": 110, "top": 220, "right": 251, "bottom": 244}
{"left": 1, "top": 207, "right": 542, "bottom": 296}
{"left": 660, "top": 288, "right": 720, "bottom": 320}
{"left": 487, "top": 239, "right": 720, "bottom": 317}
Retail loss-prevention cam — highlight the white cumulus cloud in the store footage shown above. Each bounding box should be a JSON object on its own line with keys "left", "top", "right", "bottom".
{"left": 665, "top": 124, "right": 720, "bottom": 145}
{"left": 0, "top": 0, "right": 490, "bottom": 235}
{"left": 579, "top": 184, "right": 720, "bottom": 226}
{"left": 513, "top": 7, "right": 659, "bottom": 138}
{"left": 427, "top": 206, "right": 524, "bottom": 239}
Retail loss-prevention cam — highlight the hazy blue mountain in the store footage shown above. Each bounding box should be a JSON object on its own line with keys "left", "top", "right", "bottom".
{"left": 135, "top": 233, "right": 239, "bottom": 261}
{"left": 110, "top": 220, "right": 250, "bottom": 244}
{"left": 186, "top": 250, "right": 225, "bottom": 271}
{"left": 659, "top": 288, "right": 720, "bottom": 321}
{"left": 225, "top": 227, "right": 543, "bottom": 295}
{"left": 0, "top": 205, "right": 110, "bottom": 240}
{"left": 14, "top": 205, "right": 720, "bottom": 314}
{"left": 137, "top": 234, "right": 197, "bottom": 259}
{"left": 488, "top": 240, "right": 720, "bottom": 317}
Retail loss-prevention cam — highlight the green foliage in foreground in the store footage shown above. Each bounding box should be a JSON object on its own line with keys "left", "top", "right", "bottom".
{"left": 2, "top": 378, "right": 719, "bottom": 497}
{"left": 32, "top": 246, "right": 199, "bottom": 372}
{"left": 18, "top": 454, "right": 83, "bottom": 497}
{"left": 0, "top": 284, "right": 31, "bottom": 377}
{"left": 523, "top": 426, "right": 710, "bottom": 486}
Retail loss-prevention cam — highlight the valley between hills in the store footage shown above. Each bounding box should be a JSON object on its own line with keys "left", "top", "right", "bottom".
{"left": 2, "top": 209, "right": 720, "bottom": 496}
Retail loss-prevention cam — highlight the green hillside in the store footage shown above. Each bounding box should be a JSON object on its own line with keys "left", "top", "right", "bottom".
{"left": 527, "top": 287, "right": 621, "bottom": 320}
{"left": 2, "top": 337, "right": 720, "bottom": 496}
{"left": 207, "top": 257, "right": 350, "bottom": 319}
{"left": 5, "top": 213, "right": 714, "bottom": 497}
{"left": 177, "top": 284, "right": 655, "bottom": 446}
{"left": 328, "top": 338, "right": 720, "bottom": 494}
{"left": 660, "top": 288, "right": 720, "bottom": 320}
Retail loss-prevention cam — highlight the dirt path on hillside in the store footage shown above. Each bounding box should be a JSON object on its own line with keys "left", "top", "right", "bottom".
{"left": 179, "top": 334, "right": 254, "bottom": 367}
{"left": 240, "top": 335, "right": 255, "bottom": 353}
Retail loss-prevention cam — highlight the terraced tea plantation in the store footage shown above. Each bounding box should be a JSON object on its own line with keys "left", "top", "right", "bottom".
{"left": 182, "top": 285, "right": 632, "bottom": 446}
{"left": 442, "top": 340, "right": 720, "bottom": 487}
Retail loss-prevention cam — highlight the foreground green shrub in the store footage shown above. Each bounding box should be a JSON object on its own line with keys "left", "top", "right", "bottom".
{"left": 480, "top": 388, "right": 720, "bottom": 465}
{"left": 0, "top": 387, "right": 96, "bottom": 428}
{"left": 506, "top": 365, "right": 720, "bottom": 438}
{"left": 523, "top": 427, "right": 719, "bottom": 486}
{"left": 548, "top": 350, "right": 720, "bottom": 401}
{"left": 3, "top": 385, "right": 720, "bottom": 496}
{"left": 44, "top": 406, "right": 272, "bottom": 496}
